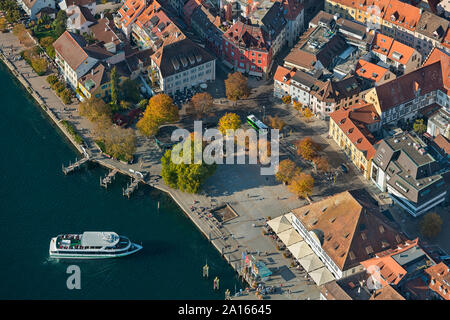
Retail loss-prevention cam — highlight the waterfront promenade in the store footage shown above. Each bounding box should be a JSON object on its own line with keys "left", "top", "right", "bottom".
{"left": 0, "top": 31, "right": 320, "bottom": 300}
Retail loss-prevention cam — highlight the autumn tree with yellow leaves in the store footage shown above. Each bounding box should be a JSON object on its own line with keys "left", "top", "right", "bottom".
{"left": 275, "top": 159, "right": 301, "bottom": 185}
{"left": 137, "top": 94, "right": 179, "bottom": 136}
{"left": 288, "top": 173, "right": 314, "bottom": 199}
{"left": 218, "top": 112, "right": 241, "bottom": 136}
{"left": 225, "top": 72, "right": 250, "bottom": 101}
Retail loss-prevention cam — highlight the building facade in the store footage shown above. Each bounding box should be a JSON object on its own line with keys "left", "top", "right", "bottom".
{"left": 18, "top": 0, "right": 56, "bottom": 19}
{"left": 151, "top": 39, "right": 216, "bottom": 96}
{"left": 370, "top": 131, "right": 449, "bottom": 216}
{"left": 329, "top": 102, "right": 380, "bottom": 179}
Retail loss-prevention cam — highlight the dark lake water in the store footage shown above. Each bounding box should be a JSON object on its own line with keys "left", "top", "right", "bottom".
{"left": 0, "top": 62, "right": 243, "bottom": 299}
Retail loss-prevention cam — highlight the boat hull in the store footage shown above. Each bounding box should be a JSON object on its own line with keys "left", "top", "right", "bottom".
{"left": 49, "top": 244, "right": 143, "bottom": 259}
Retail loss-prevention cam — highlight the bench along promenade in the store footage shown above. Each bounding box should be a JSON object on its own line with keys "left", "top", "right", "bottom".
{"left": 0, "top": 31, "right": 320, "bottom": 300}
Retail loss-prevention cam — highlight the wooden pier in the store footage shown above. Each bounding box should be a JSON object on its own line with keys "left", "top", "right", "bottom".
{"left": 100, "top": 169, "right": 118, "bottom": 188}
{"left": 122, "top": 177, "right": 140, "bottom": 198}
{"left": 62, "top": 157, "right": 89, "bottom": 175}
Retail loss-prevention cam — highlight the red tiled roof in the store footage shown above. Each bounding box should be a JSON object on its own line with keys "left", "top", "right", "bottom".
{"left": 356, "top": 59, "right": 390, "bottom": 83}
{"left": 53, "top": 31, "right": 88, "bottom": 70}
{"left": 423, "top": 47, "right": 450, "bottom": 94}
{"left": 292, "top": 189, "right": 406, "bottom": 272}
{"left": 273, "top": 65, "right": 295, "bottom": 84}
{"left": 360, "top": 239, "right": 419, "bottom": 287}
{"left": 382, "top": 0, "right": 421, "bottom": 31}
{"left": 372, "top": 32, "right": 415, "bottom": 65}
{"left": 433, "top": 134, "right": 450, "bottom": 155}
{"left": 135, "top": 2, "right": 185, "bottom": 47}
{"left": 330, "top": 102, "right": 379, "bottom": 160}
{"left": 425, "top": 262, "right": 450, "bottom": 300}
{"left": 372, "top": 33, "right": 394, "bottom": 57}
{"left": 370, "top": 285, "right": 405, "bottom": 300}
{"left": 118, "top": 0, "right": 146, "bottom": 28}
{"left": 331, "top": 0, "right": 420, "bottom": 31}
{"left": 387, "top": 40, "right": 415, "bottom": 65}
{"left": 223, "top": 21, "right": 269, "bottom": 52}
{"left": 374, "top": 61, "right": 444, "bottom": 112}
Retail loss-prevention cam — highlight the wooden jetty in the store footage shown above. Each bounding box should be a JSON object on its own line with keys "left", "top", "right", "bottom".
{"left": 123, "top": 177, "right": 140, "bottom": 198}
{"left": 62, "top": 157, "right": 89, "bottom": 175}
{"left": 100, "top": 169, "right": 118, "bottom": 188}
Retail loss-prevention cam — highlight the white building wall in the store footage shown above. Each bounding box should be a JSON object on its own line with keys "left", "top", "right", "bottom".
{"left": 370, "top": 162, "right": 386, "bottom": 192}
{"left": 162, "top": 60, "right": 216, "bottom": 95}
{"left": 291, "top": 215, "right": 343, "bottom": 279}
{"left": 19, "top": 0, "right": 56, "bottom": 18}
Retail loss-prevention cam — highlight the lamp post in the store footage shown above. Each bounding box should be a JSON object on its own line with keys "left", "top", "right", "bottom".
{"left": 262, "top": 105, "right": 266, "bottom": 122}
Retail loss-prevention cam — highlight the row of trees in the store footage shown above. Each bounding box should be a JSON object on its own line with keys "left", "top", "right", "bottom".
{"left": 293, "top": 101, "right": 313, "bottom": 120}
{"left": 47, "top": 74, "right": 72, "bottom": 104}
{"left": 296, "top": 137, "right": 329, "bottom": 172}
{"left": 39, "top": 35, "right": 56, "bottom": 59}
{"left": 275, "top": 159, "right": 314, "bottom": 199}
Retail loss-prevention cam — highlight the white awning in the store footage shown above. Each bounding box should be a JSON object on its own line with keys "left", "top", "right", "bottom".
{"left": 298, "top": 253, "right": 325, "bottom": 272}
{"left": 267, "top": 215, "right": 292, "bottom": 234}
{"left": 287, "top": 241, "right": 314, "bottom": 260}
{"left": 309, "top": 266, "right": 335, "bottom": 286}
{"left": 284, "top": 212, "right": 295, "bottom": 224}
{"left": 277, "top": 228, "right": 303, "bottom": 247}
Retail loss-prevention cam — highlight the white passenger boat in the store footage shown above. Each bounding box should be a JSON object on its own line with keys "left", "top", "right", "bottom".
{"left": 49, "top": 232, "right": 142, "bottom": 259}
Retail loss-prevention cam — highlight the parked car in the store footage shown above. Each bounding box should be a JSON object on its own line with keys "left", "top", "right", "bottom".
{"left": 340, "top": 164, "right": 348, "bottom": 173}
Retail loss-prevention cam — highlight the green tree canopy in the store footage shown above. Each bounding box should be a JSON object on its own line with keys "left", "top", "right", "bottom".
{"left": 161, "top": 139, "right": 216, "bottom": 193}
{"left": 110, "top": 66, "right": 119, "bottom": 105}
{"left": 120, "top": 79, "right": 141, "bottom": 103}
{"left": 420, "top": 212, "right": 443, "bottom": 238}
{"left": 413, "top": 118, "right": 427, "bottom": 135}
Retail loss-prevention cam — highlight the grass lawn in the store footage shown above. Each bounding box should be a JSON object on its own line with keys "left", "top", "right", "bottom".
{"left": 32, "top": 27, "right": 58, "bottom": 41}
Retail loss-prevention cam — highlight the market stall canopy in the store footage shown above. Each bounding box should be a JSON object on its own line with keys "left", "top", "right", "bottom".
{"left": 309, "top": 266, "right": 335, "bottom": 286}
{"left": 284, "top": 212, "right": 295, "bottom": 224}
{"left": 277, "top": 228, "right": 303, "bottom": 247}
{"left": 298, "top": 253, "right": 325, "bottom": 272}
{"left": 267, "top": 215, "right": 292, "bottom": 234}
{"left": 288, "top": 241, "right": 314, "bottom": 260}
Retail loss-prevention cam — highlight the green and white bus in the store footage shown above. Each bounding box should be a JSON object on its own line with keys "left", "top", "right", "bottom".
{"left": 247, "top": 114, "right": 268, "bottom": 133}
